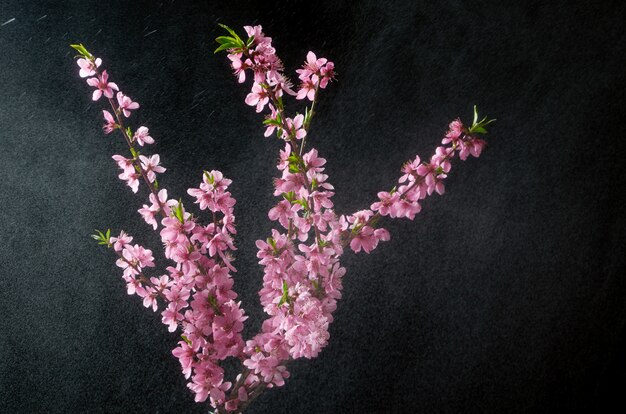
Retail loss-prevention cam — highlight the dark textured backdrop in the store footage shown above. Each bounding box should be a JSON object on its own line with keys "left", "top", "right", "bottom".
{"left": 1, "top": 0, "right": 625, "bottom": 413}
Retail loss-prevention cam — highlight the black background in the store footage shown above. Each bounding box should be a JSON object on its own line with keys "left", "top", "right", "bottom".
{"left": 1, "top": 0, "right": 625, "bottom": 413}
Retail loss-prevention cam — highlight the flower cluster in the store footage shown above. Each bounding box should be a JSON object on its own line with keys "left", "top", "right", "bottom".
{"left": 75, "top": 23, "right": 493, "bottom": 413}
{"left": 73, "top": 44, "right": 248, "bottom": 410}
{"left": 214, "top": 25, "right": 493, "bottom": 409}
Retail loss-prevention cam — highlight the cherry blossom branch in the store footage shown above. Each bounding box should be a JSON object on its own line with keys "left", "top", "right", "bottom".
{"left": 71, "top": 22, "right": 494, "bottom": 413}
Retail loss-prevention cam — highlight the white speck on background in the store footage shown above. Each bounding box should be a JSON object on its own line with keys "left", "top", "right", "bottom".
{"left": 1, "top": 18, "right": 16, "bottom": 26}
{"left": 37, "top": 15, "right": 47, "bottom": 21}
{"left": 144, "top": 29, "right": 157, "bottom": 37}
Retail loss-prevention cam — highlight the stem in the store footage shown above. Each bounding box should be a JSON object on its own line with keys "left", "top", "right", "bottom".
{"left": 299, "top": 84, "right": 320, "bottom": 156}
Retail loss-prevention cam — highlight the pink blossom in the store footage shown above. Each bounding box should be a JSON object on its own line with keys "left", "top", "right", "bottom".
{"left": 268, "top": 200, "right": 297, "bottom": 228}
{"left": 77, "top": 57, "right": 102, "bottom": 78}
{"left": 245, "top": 83, "right": 270, "bottom": 113}
{"left": 228, "top": 53, "right": 251, "bottom": 83}
{"left": 133, "top": 126, "right": 153, "bottom": 146}
{"left": 370, "top": 191, "right": 400, "bottom": 216}
{"left": 111, "top": 154, "right": 134, "bottom": 174}
{"left": 110, "top": 230, "right": 132, "bottom": 252}
{"left": 86, "top": 70, "right": 118, "bottom": 101}
{"left": 296, "top": 78, "right": 316, "bottom": 101}
{"left": 102, "top": 110, "right": 117, "bottom": 134}
{"left": 162, "top": 302, "right": 184, "bottom": 332}
{"left": 283, "top": 114, "right": 306, "bottom": 140}
{"left": 263, "top": 104, "right": 280, "bottom": 137}
{"left": 119, "top": 170, "right": 140, "bottom": 193}
{"left": 116, "top": 92, "right": 139, "bottom": 118}
{"left": 458, "top": 137, "right": 486, "bottom": 160}
{"left": 139, "top": 154, "right": 166, "bottom": 182}
{"left": 442, "top": 118, "right": 464, "bottom": 145}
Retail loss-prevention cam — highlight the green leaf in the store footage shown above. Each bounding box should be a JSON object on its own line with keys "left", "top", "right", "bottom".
{"left": 214, "top": 43, "right": 235, "bottom": 54}
{"left": 204, "top": 170, "right": 215, "bottom": 184}
{"left": 207, "top": 295, "right": 223, "bottom": 315}
{"left": 282, "top": 191, "right": 296, "bottom": 202}
{"left": 215, "top": 36, "right": 235, "bottom": 45}
{"left": 181, "top": 335, "right": 192, "bottom": 346}
{"left": 278, "top": 280, "right": 290, "bottom": 307}
{"left": 91, "top": 228, "right": 111, "bottom": 247}
{"left": 468, "top": 105, "right": 496, "bottom": 135}
{"left": 217, "top": 23, "right": 240, "bottom": 40}
{"left": 246, "top": 35, "right": 255, "bottom": 47}
{"left": 173, "top": 199, "right": 185, "bottom": 223}
{"left": 266, "top": 237, "right": 277, "bottom": 252}
{"left": 70, "top": 43, "right": 92, "bottom": 59}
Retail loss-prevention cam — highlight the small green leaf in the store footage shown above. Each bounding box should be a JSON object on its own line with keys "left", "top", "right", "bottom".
{"left": 282, "top": 191, "right": 296, "bottom": 202}
{"left": 207, "top": 295, "right": 223, "bottom": 315}
{"left": 181, "top": 335, "right": 192, "bottom": 346}
{"left": 70, "top": 43, "right": 92, "bottom": 59}
{"left": 203, "top": 170, "right": 215, "bottom": 184}
{"left": 214, "top": 43, "right": 234, "bottom": 54}
{"left": 216, "top": 36, "right": 235, "bottom": 44}
{"left": 173, "top": 199, "right": 185, "bottom": 223}
{"left": 278, "top": 280, "right": 290, "bottom": 307}
{"left": 217, "top": 23, "right": 240, "bottom": 40}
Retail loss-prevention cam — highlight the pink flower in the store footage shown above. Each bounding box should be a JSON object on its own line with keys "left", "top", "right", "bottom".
{"left": 102, "top": 110, "right": 117, "bottom": 134}
{"left": 138, "top": 204, "right": 159, "bottom": 230}
{"left": 283, "top": 114, "right": 306, "bottom": 140}
{"left": 228, "top": 53, "right": 251, "bottom": 83}
{"left": 263, "top": 104, "right": 280, "bottom": 137}
{"left": 119, "top": 170, "right": 140, "bottom": 193}
{"left": 268, "top": 200, "right": 297, "bottom": 228}
{"left": 139, "top": 154, "right": 166, "bottom": 182}
{"left": 133, "top": 126, "right": 154, "bottom": 146}
{"left": 162, "top": 302, "right": 184, "bottom": 332}
{"left": 245, "top": 83, "right": 270, "bottom": 113}
{"left": 296, "top": 51, "right": 327, "bottom": 81}
{"left": 110, "top": 230, "right": 132, "bottom": 252}
{"left": 86, "top": 70, "right": 118, "bottom": 101}
{"left": 319, "top": 61, "right": 336, "bottom": 88}
{"left": 370, "top": 191, "right": 400, "bottom": 216}
{"left": 296, "top": 78, "right": 316, "bottom": 101}
{"left": 458, "top": 137, "right": 486, "bottom": 160}
{"left": 442, "top": 118, "right": 464, "bottom": 145}
{"left": 77, "top": 57, "right": 101, "bottom": 78}
{"left": 112, "top": 154, "right": 134, "bottom": 174}
{"left": 399, "top": 156, "right": 421, "bottom": 183}
{"left": 116, "top": 92, "right": 139, "bottom": 118}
